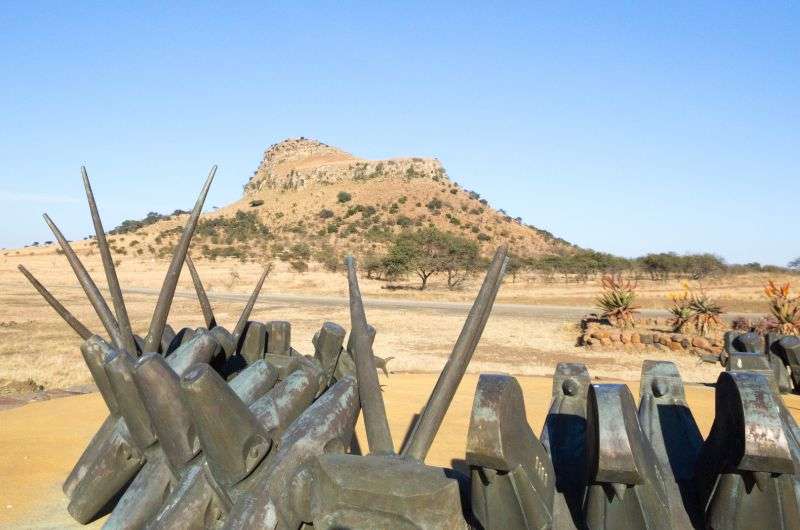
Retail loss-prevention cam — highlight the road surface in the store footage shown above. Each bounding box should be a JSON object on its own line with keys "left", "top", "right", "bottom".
{"left": 120, "top": 287, "right": 763, "bottom": 323}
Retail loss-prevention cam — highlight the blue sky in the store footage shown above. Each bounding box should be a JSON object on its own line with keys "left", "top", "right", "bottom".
{"left": 1, "top": 2, "right": 797, "bottom": 265}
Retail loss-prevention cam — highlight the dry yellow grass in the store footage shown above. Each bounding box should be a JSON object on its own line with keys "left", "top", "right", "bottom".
{"left": 4, "top": 245, "right": 794, "bottom": 307}
{"left": 1, "top": 248, "right": 790, "bottom": 390}
{"left": 0, "top": 251, "right": 745, "bottom": 388}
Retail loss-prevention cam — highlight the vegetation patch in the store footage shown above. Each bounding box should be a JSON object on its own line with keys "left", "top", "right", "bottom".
{"left": 110, "top": 209, "right": 189, "bottom": 235}
{"left": 196, "top": 211, "right": 270, "bottom": 243}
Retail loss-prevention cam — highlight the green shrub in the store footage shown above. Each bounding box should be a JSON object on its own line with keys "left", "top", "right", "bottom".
{"left": 196, "top": 211, "right": 270, "bottom": 243}
{"left": 405, "top": 166, "right": 423, "bottom": 179}
{"left": 111, "top": 211, "right": 169, "bottom": 235}
{"left": 290, "top": 260, "right": 308, "bottom": 273}
{"left": 344, "top": 205, "right": 364, "bottom": 218}
{"left": 426, "top": 198, "right": 443, "bottom": 211}
{"left": 314, "top": 245, "right": 340, "bottom": 272}
{"left": 337, "top": 191, "right": 352, "bottom": 203}
{"left": 365, "top": 226, "right": 392, "bottom": 242}
{"left": 289, "top": 242, "right": 311, "bottom": 260}
{"left": 341, "top": 223, "right": 359, "bottom": 237}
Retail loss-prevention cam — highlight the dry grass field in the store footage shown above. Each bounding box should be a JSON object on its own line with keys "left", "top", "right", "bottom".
{"left": 4, "top": 244, "right": 792, "bottom": 308}
{"left": 1, "top": 246, "right": 794, "bottom": 392}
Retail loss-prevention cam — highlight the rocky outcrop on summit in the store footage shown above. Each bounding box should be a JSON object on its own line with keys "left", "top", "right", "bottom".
{"left": 244, "top": 138, "right": 446, "bottom": 194}
{"left": 117, "top": 137, "right": 573, "bottom": 262}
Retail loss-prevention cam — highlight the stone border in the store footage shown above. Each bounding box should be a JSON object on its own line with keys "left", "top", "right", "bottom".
{"left": 580, "top": 316, "right": 723, "bottom": 356}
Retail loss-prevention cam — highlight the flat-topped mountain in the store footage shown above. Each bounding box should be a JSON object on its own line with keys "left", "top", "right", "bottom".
{"left": 101, "top": 137, "right": 574, "bottom": 263}
{"left": 244, "top": 137, "right": 445, "bottom": 194}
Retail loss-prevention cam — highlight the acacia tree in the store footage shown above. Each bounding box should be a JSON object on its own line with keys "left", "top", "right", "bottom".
{"left": 682, "top": 253, "right": 726, "bottom": 280}
{"left": 790, "top": 257, "right": 800, "bottom": 270}
{"left": 505, "top": 254, "right": 524, "bottom": 283}
{"left": 442, "top": 236, "right": 480, "bottom": 289}
{"left": 639, "top": 253, "right": 680, "bottom": 281}
{"left": 383, "top": 227, "right": 478, "bottom": 290}
{"left": 361, "top": 252, "right": 384, "bottom": 280}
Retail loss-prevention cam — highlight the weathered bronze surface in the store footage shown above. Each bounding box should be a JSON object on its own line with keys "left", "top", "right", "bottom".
{"left": 638, "top": 361, "right": 702, "bottom": 529}
{"left": 467, "top": 373, "right": 555, "bottom": 529}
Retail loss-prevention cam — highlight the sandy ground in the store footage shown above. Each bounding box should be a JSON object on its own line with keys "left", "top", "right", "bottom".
{"left": 3, "top": 372, "right": 800, "bottom": 529}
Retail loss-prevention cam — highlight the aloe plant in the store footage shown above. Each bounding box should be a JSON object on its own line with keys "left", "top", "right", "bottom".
{"left": 669, "top": 307, "right": 694, "bottom": 333}
{"left": 764, "top": 281, "right": 800, "bottom": 334}
{"left": 687, "top": 292, "right": 723, "bottom": 337}
{"left": 596, "top": 274, "right": 639, "bottom": 327}
{"left": 667, "top": 284, "right": 724, "bottom": 336}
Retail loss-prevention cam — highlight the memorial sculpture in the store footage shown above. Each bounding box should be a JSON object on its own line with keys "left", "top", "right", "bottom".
{"left": 19, "top": 167, "right": 800, "bottom": 529}
{"left": 700, "top": 329, "right": 799, "bottom": 395}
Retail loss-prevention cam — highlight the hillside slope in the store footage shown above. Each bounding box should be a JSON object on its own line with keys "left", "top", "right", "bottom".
{"left": 104, "top": 138, "right": 574, "bottom": 263}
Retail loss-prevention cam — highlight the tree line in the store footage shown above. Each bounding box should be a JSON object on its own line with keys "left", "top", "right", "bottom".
{"left": 512, "top": 251, "right": 796, "bottom": 284}
{"left": 358, "top": 228, "right": 798, "bottom": 290}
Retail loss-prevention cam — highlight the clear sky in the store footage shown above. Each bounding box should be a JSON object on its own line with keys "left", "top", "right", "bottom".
{"left": 1, "top": 2, "right": 797, "bottom": 265}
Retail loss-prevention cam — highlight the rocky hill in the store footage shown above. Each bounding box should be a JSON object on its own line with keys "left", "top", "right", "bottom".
{"left": 105, "top": 138, "right": 574, "bottom": 265}
{"left": 244, "top": 138, "right": 445, "bottom": 194}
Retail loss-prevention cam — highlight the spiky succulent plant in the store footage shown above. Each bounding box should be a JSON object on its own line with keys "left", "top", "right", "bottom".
{"left": 764, "top": 281, "right": 800, "bottom": 334}
{"left": 687, "top": 292, "right": 723, "bottom": 337}
{"left": 597, "top": 274, "right": 639, "bottom": 328}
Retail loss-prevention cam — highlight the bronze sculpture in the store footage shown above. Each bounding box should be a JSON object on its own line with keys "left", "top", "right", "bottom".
{"left": 19, "top": 166, "right": 800, "bottom": 529}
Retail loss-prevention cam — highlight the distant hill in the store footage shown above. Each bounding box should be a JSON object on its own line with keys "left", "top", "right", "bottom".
{"left": 106, "top": 137, "right": 575, "bottom": 263}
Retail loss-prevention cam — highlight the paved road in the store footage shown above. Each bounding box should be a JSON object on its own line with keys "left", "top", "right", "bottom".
{"left": 122, "top": 287, "right": 764, "bottom": 323}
